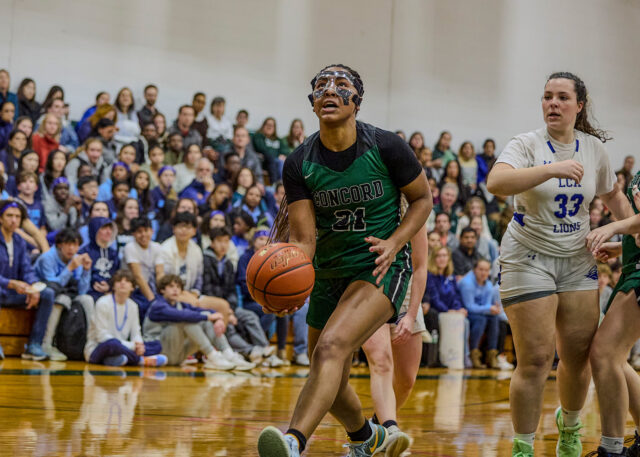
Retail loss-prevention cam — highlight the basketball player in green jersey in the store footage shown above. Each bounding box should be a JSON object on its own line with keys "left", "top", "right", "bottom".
{"left": 257, "top": 64, "right": 432, "bottom": 457}
{"left": 585, "top": 175, "right": 640, "bottom": 457}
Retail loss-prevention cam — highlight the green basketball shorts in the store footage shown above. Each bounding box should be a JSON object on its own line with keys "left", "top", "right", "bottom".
{"left": 307, "top": 262, "right": 412, "bottom": 330}
{"left": 604, "top": 272, "right": 640, "bottom": 314}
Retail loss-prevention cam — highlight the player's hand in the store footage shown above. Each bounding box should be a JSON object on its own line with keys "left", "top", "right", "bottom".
{"left": 213, "top": 319, "right": 226, "bottom": 337}
{"left": 228, "top": 313, "right": 238, "bottom": 326}
{"left": 489, "top": 304, "right": 502, "bottom": 315}
{"left": 592, "top": 242, "right": 622, "bottom": 262}
{"left": 549, "top": 160, "right": 584, "bottom": 183}
{"left": 135, "top": 342, "right": 145, "bottom": 356}
{"left": 366, "top": 236, "right": 400, "bottom": 285}
{"left": 261, "top": 304, "right": 299, "bottom": 317}
{"left": 391, "top": 313, "right": 416, "bottom": 345}
{"left": 586, "top": 224, "right": 617, "bottom": 254}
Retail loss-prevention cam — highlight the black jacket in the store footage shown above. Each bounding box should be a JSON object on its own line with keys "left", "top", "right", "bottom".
{"left": 202, "top": 247, "right": 238, "bottom": 309}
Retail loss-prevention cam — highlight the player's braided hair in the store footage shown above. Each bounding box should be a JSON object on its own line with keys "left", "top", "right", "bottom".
{"left": 546, "top": 72, "right": 611, "bottom": 143}
{"left": 270, "top": 64, "right": 365, "bottom": 244}
{"left": 269, "top": 195, "right": 290, "bottom": 243}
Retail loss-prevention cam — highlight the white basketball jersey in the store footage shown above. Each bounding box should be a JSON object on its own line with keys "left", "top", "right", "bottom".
{"left": 497, "top": 128, "right": 615, "bottom": 257}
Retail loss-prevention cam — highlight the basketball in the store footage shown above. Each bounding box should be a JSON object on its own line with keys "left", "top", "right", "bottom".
{"left": 246, "top": 242, "right": 315, "bottom": 312}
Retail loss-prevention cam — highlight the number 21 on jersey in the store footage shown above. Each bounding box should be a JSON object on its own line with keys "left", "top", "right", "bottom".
{"left": 332, "top": 207, "right": 366, "bottom": 231}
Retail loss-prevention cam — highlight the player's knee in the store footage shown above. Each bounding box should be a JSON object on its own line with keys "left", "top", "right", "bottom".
{"left": 395, "top": 372, "right": 416, "bottom": 392}
{"left": 518, "top": 352, "right": 553, "bottom": 378}
{"left": 312, "top": 337, "right": 350, "bottom": 364}
{"left": 589, "top": 341, "right": 616, "bottom": 374}
{"left": 367, "top": 349, "right": 393, "bottom": 375}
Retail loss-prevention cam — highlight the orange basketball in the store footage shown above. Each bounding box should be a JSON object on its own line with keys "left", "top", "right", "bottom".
{"left": 246, "top": 243, "right": 315, "bottom": 312}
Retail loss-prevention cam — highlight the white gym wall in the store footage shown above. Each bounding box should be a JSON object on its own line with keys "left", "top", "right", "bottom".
{"left": 1, "top": 0, "right": 638, "bottom": 164}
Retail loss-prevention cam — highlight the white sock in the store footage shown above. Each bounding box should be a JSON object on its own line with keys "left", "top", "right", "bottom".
{"left": 562, "top": 408, "right": 581, "bottom": 428}
{"left": 600, "top": 435, "right": 624, "bottom": 454}
{"left": 206, "top": 349, "right": 220, "bottom": 359}
{"left": 222, "top": 347, "right": 235, "bottom": 358}
{"left": 43, "top": 305, "right": 62, "bottom": 347}
{"left": 514, "top": 432, "right": 535, "bottom": 447}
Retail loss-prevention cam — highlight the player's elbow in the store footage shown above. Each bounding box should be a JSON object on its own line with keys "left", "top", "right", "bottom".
{"left": 486, "top": 173, "right": 500, "bottom": 195}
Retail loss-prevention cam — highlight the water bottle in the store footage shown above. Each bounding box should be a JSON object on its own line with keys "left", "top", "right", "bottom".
{"left": 431, "top": 329, "right": 439, "bottom": 344}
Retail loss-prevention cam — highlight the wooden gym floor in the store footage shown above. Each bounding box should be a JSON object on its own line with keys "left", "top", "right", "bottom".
{"left": 0, "top": 358, "right": 636, "bottom": 456}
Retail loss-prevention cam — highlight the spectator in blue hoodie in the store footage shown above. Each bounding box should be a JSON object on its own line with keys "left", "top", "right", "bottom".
{"left": 78, "top": 217, "right": 120, "bottom": 301}
{"left": 34, "top": 228, "right": 94, "bottom": 361}
{"left": 79, "top": 201, "right": 110, "bottom": 247}
{"left": 0, "top": 200, "right": 55, "bottom": 360}
{"left": 458, "top": 258, "right": 500, "bottom": 369}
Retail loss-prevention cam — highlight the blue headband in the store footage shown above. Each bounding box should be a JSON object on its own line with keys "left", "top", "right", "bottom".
{"left": 253, "top": 230, "right": 269, "bottom": 240}
{"left": 210, "top": 210, "right": 224, "bottom": 219}
{"left": 158, "top": 165, "right": 176, "bottom": 177}
{"left": 52, "top": 176, "right": 69, "bottom": 188}
{"left": 113, "top": 161, "right": 130, "bottom": 171}
{"left": 0, "top": 201, "right": 20, "bottom": 215}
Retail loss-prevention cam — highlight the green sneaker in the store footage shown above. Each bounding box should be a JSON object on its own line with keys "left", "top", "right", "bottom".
{"left": 343, "top": 422, "right": 389, "bottom": 456}
{"left": 512, "top": 438, "right": 534, "bottom": 457}
{"left": 555, "top": 407, "right": 583, "bottom": 457}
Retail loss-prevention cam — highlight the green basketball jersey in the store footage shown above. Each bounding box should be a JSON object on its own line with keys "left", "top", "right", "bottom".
{"left": 621, "top": 171, "right": 640, "bottom": 275}
{"left": 301, "top": 122, "right": 411, "bottom": 279}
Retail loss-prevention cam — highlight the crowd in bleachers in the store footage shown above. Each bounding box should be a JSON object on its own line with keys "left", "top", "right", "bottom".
{"left": 0, "top": 68, "right": 636, "bottom": 371}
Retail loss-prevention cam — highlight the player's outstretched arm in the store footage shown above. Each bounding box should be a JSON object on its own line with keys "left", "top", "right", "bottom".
{"left": 487, "top": 161, "right": 583, "bottom": 196}
{"left": 287, "top": 199, "right": 317, "bottom": 265}
{"left": 368, "top": 172, "right": 432, "bottom": 283}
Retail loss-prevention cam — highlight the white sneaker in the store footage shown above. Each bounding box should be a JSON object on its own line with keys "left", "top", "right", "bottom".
{"left": 294, "top": 353, "right": 310, "bottom": 366}
{"left": 225, "top": 351, "right": 256, "bottom": 371}
{"left": 262, "top": 354, "right": 285, "bottom": 368}
{"left": 249, "top": 346, "right": 265, "bottom": 364}
{"left": 43, "top": 344, "right": 67, "bottom": 362}
{"left": 262, "top": 345, "right": 277, "bottom": 358}
{"left": 204, "top": 351, "right": 235, "bottom": 371}
{"left": 497, "top": 354, "right": 514, "bottom": 370}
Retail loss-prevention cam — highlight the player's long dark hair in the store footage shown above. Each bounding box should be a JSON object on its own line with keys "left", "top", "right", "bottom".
{"left": 271, "top": 64, "right": 364, "bottom": 244}
{"left": 546, "top": 72, "right": 611, "bottom": 143}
